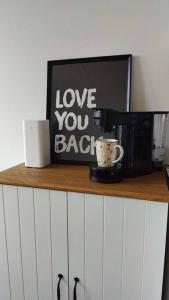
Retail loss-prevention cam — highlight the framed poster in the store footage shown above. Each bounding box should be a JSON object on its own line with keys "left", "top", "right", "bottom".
{"left": 46, "top": 55, "right": 132, "bottom": 164}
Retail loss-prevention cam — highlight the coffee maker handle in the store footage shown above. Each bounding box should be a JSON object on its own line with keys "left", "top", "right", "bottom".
{"left": 113, "top": 145, "right": 124, "bottom": 164}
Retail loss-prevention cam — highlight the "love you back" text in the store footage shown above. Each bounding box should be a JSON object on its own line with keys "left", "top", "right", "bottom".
{"left": 54, "top": 88, "right": 97, "bottom": 155}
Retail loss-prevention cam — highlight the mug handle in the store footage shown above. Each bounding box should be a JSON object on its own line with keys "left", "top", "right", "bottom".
{"left": 113, "top": 145, "right": 124, "bottom": 164}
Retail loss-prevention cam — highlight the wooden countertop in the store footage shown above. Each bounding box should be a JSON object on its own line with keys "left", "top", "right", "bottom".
{"left": 0, "top": 163, "right": 168, "bottom": 202}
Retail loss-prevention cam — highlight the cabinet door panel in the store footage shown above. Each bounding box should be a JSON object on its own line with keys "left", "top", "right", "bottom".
{"left": 18, "top": 187, "right": 38, "bottom": 300}
{"left": 68, "top": 192, "right": 85, "bottom": 300}
{"left": 104, "top": 197, "right": 167, "bottom": 300}
{"left": 68, "top": 193, "right": 104, "bottom": 300}
{"left": 3, "top": 185, "right": 24, "bottom": 300}
{"left": 103, "top": 196, "right": 124, "bottom": 300}
{"left": 68, "top": 193, "right": 167, "bottom": 300}
{"left": 85, "top": 194, "right": 104, "bottom": 300}
{"left": 34, "top": 188, "right": 53, "bottom": 300}
{"left": 141, "top": 201, "right": 168, "bottom": 300}
{"left": 50, "top": 190, "right": 68, "bottom": 300}
{"left": 121, "top": 199, "right": 146, "bottom": 300}
{"left": 0, "top": 185, "right": 10, "bottom": 300}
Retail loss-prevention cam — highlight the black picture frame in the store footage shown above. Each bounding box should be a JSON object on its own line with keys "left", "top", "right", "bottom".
{"left": 46, "top": 54, "right": 132, "bottom": 165}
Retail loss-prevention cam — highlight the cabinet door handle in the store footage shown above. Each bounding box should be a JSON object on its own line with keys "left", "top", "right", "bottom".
{"left": 57, "top": 274, "right": 63, "bottom": 300}
{"left": 73, "top": 277, "right": 79, "bottom": 300}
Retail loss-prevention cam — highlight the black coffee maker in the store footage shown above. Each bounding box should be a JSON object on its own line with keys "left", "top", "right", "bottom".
{"left": 91, "top": 109, "right": 154, "bottom": 181}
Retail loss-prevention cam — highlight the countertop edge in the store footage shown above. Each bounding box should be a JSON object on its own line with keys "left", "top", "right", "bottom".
{"left": 0, "top": 164, "right": 169, "bottom": 203}
{"left": 0, "top": 177, "right": 169, "bottom": 203}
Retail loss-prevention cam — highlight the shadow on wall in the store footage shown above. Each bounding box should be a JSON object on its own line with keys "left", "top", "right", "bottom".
{"left": 131, "top": 56, "right": 147, "bottom": 111}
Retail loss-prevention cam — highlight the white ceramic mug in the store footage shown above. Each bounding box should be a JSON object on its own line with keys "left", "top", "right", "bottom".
{"left": 96, "top": 138, "right": 124, "bottom": 167}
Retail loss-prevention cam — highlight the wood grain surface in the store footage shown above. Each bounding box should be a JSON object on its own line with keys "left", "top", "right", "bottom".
{"left": 0, "top": 164, "right": 168, "bottom": 202}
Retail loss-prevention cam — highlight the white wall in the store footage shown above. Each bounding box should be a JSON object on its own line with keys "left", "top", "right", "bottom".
{"left": 0, "top": 0, "right": 169, "bottom": 170}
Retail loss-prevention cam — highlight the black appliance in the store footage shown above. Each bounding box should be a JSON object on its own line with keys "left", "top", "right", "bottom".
{"left": 92, "top": 109, "right": 154, "bottom": 179}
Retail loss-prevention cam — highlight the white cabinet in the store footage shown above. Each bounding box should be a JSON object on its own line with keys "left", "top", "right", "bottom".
{"left": 0, "top": 185, "right": 168, "bottom": 300}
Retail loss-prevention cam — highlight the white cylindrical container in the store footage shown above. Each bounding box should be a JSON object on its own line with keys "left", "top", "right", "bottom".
{"left": 23, "top": 120, "right": 50, "bottom": 168}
